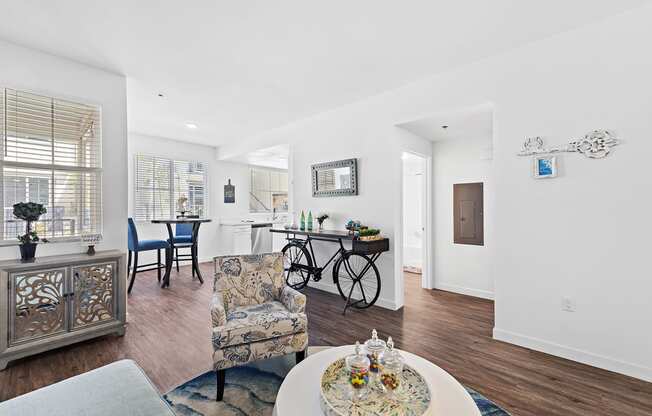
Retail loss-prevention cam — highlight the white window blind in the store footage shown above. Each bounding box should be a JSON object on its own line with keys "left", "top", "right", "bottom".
{"left": 0, "top": 88, "right": 102, "bottom": 241}
{"left": 134, "top": 155, "right": 206, "bottom": 221}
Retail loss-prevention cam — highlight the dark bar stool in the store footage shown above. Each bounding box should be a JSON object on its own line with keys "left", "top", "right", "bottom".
{"left": 127, "top": 218, "right": 170, "bottom": 294}
{"left": 169, "top": 222, "right": 195, "bottom": 275}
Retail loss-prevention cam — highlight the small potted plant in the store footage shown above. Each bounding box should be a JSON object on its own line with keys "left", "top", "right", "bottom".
{"left": 316, "top": 213, "right": 329, "bottom": 231}
{"left": 359, "top": 228, "right": 381, "bottom": 241}
{"left": 13, "top": 202, "right": 48, "bottom": 262}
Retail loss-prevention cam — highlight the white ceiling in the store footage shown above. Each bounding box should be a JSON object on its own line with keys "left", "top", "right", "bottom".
{"left": 228, "top": 144, "right": 289, "bottom": 170}
{"left": 397, "top": 104, "right": 493, "bottom": 142}
{"left": 0, "top": 1, "right": 647, "bottom": 147}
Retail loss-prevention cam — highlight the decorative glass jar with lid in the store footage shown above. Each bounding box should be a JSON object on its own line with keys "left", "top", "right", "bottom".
{"left": 364, "top": 329, "right": 387, "bottom": 377}
{"left": 379, "top": 337, "right": 404, "bottom": 394}
{"left": 345, "top": 341, "right": 371, "bottom": 400}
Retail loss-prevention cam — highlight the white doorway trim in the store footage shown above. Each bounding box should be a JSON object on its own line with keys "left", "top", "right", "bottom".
{"left": 395, "top": 150, "right": 433, "bottom": 309}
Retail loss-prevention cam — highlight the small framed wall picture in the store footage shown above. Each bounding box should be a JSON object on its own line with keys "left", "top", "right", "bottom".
{"left": 533, "top": 155, "right": 557, "bottom": 179}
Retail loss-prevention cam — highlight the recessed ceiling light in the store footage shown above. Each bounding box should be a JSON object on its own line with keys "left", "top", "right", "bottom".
{"left": 185, "top": 123, "right": 198, "bottom": 129}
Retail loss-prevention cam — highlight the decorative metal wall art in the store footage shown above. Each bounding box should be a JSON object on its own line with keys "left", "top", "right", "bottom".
{"left": 224, "top": 179, "right": 235, "bottom": 203}
{"left": 518, "top": 129, "right": 619, "bottom": 159}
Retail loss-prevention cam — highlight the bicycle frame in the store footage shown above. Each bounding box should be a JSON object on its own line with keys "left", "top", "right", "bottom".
{"left": 286, "top": 234, "right": 347, "bottom": 281}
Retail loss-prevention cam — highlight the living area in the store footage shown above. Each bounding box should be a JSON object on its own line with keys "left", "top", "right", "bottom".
{"left": 1, "top": 2, "right": 652, "bottom": 416}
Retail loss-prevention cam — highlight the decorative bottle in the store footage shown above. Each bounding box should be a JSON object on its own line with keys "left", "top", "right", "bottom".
{"left": 364, "top": 329, "right": 387, "bottom": 378}
{"left": 379, "top": 337, "right": 404, "bottom": 394}
{"left": 300, "top": 211, "right": 306, "bottom": 231}
{"left": 307, "top": 211, "right": 313, "bottom": 231}
{"left": 345, "top": 341, "right": 370, "bottom": 400}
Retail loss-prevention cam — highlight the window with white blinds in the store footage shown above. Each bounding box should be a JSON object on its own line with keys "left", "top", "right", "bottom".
{"left": 134, "top": 155, "right": 206, "bottom": 221}
{"left": 0, "top": 88, "right": 102, "bottom": 241}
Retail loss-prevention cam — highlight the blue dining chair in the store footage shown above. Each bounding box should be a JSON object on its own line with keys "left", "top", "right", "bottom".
{"left": 127, "top": 218, "right": 170, "bottom": 294}
{"left": 169, "top": 221, "right": 195, "bottom": 275}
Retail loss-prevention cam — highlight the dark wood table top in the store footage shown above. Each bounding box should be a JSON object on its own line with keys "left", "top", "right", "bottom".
{"left": 271, "top": 227, "right": 356, "bottom": 240}
{"left": 151, "top": 218, "right": 212, "bottom": 224}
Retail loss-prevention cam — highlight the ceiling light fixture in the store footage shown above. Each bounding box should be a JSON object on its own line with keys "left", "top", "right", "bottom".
{"left": 442, "top": 125, "right": 449, "bottom": 129}
{"left": 185, "top": 123, "right": 198, "bottom": 129}
{"left": 157, "top": 93, "right": 164, "bottom": 98}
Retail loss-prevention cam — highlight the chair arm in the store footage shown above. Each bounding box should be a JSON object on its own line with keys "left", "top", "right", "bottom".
{"left": 210, "top": 292, "right": 227, "bottom": 327}
{"left": 280, "top": 285, "right": 306, "bottom": 314}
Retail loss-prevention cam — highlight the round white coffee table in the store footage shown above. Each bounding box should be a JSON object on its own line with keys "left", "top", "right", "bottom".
{"left": 273, "top": 345, "right": 480, "bottom": 416}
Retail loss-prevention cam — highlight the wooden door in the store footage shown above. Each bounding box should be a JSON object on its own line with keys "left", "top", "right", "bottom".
{"left": 453, "top": 183, "right": 484, "bottom": 246}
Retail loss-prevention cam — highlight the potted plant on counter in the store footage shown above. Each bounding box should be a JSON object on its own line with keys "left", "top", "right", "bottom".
{"left": 316, "top": 213, "right": 329, "bottom": 231}
{"left": 13, "top": 202, "right": 48, "bottom": 262}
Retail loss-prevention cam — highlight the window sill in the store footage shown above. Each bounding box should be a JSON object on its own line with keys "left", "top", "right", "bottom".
{"left": 0, "top": 237, "right": 82, "bottom": 247}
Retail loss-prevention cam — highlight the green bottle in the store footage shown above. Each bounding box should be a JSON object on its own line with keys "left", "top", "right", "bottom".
{"left": 307, "top": 211, "right": 313, "bottom": 231}
{"left": 300, "top": 211, "right": 306, "bottom": 230}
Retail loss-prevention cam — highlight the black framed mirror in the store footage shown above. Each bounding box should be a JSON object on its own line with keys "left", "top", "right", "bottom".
{"left": 311, "top": 158, "right": 358, "bottom": 197}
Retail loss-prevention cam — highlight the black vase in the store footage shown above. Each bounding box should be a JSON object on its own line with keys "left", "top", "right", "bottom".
{"left": 19, "top": 242, "right": 37, "bottom": 263}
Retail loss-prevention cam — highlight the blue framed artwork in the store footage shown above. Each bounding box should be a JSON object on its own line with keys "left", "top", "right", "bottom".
{"left": 533, "top": 155, "right": 557, "bottom": 178}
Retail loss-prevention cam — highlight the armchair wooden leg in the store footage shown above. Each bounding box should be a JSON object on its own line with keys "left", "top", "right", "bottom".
{"left": 296, "top": 350, "right": 306, "bottom": 364}
{"left": 216, "top": 369, "right": 226, "bottom": 401}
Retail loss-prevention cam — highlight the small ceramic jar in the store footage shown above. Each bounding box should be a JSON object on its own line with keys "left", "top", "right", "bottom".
{"left": 379, "top": 337, "right": 404, "bottom": 393}
{"left": 364, "top": 329, "right": 387, "bottom": 375}
{"left": 345, "top": 341, "right": 370, "bottom": 399}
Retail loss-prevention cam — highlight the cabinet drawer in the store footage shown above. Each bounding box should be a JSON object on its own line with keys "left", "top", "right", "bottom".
{"left": 70, "top": 261, "right": 118, "bottom": 331}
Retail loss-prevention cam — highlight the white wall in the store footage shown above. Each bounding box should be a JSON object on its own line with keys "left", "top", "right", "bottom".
{"left": 0, "top": 40, "right": 128, "bottom": 259}
{"left": 128, "top": 133, "right": 250, "bottom": 264}
{"left": 433, "top": 137, "right": 492, "bottom": 299}
{"left": 217, "top": 5, "right": 652, "bottom": 381}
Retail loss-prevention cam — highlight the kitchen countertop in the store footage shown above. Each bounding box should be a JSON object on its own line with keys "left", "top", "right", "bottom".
{"left": 220, "top": 219, "right": 286, "bottom": 226}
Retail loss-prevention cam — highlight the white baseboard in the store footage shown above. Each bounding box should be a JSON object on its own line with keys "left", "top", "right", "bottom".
{"left": 309, "top": 280, "right": 400, "bottom": 311}
{"left": 493, "top": 328, "right": 652, "bottom": 383}
{"left": 434, "top": 282, "right": 494, "bottom": 300}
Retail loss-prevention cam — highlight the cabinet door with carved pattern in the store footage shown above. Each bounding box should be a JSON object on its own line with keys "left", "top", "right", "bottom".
{"left": 10, "top": 268, "right": 68, "bottom": 346}
{"left": 70, "top": 262, "right": 117, "bottom": 330}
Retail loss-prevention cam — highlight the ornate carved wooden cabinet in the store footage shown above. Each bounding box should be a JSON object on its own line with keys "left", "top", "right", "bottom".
{"left": 0, "top": 250, "right": 126, "bottom": 370}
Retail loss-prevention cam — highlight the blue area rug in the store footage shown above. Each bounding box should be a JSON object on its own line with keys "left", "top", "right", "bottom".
{"left": 164, "top": 356, "right": 509, "bottom": 415}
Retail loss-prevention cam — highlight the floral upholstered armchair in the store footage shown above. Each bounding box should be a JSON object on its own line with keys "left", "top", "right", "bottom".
{"left": 211, "top": 252, "right": 308, "bottom": 401}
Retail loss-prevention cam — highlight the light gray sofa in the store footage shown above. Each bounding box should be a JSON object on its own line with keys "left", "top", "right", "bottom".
{"left": 0, "top": 359, "right": 174, "bottom": 416}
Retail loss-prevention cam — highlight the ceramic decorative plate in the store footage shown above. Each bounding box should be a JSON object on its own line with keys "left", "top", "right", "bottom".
{"left": 320, "top": 358, "right": 431, "bottom": 416}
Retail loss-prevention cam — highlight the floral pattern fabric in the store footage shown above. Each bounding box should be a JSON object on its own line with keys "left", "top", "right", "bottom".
{"left": 280, "top": 285, "right": 306, "bottom": 314}
{"left": 214, "top": 253, "right": 286, "bottom": 312}
{"left": 212, "top": 253, "right": 308, "bottom": 371}
{"left": 212, "top": 301, "right": 307, "bottom": 349}
{"left": 213, "top": 332, "right": 309, "bottom": 370}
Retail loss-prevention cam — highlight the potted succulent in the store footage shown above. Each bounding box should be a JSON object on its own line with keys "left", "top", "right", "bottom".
{"left": 13, "top": 202, "right": 48, "bottom": 262}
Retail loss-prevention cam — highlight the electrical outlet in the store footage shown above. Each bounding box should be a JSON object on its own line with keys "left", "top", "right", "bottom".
{"left": 561, "top": 297, "right": 576, "bottom": 312}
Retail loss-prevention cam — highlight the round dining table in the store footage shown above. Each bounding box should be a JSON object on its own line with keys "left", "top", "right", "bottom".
{"left": 150, "top": 218, "right": 211, "bottom": 287}
{"left": 273, "top": 345, "right": 480, "bottom": 416}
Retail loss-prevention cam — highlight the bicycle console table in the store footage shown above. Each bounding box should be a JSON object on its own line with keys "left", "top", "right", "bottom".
{"left": 270, "top": 228, "right": 389, "bottom": 314}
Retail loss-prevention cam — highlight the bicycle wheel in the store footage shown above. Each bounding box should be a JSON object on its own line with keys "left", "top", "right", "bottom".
{"left": 332, "top": 252, "right": 381, "bottom": 309}
{"left": 281, "top": 242, "right": 313, "bottom": 290}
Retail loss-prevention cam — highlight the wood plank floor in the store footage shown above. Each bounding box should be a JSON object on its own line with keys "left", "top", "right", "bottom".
{"left": 1, "top": 265, "right": 651, "bottom": 415}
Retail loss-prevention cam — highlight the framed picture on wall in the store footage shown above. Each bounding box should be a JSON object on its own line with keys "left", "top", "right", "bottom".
{"left": 533, "top": 155, "right": 557, "bottom": 179}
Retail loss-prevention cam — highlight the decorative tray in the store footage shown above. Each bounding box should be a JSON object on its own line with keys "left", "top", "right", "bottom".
{"left": 320, "top": 358, "right": 432, "bottom": 416}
